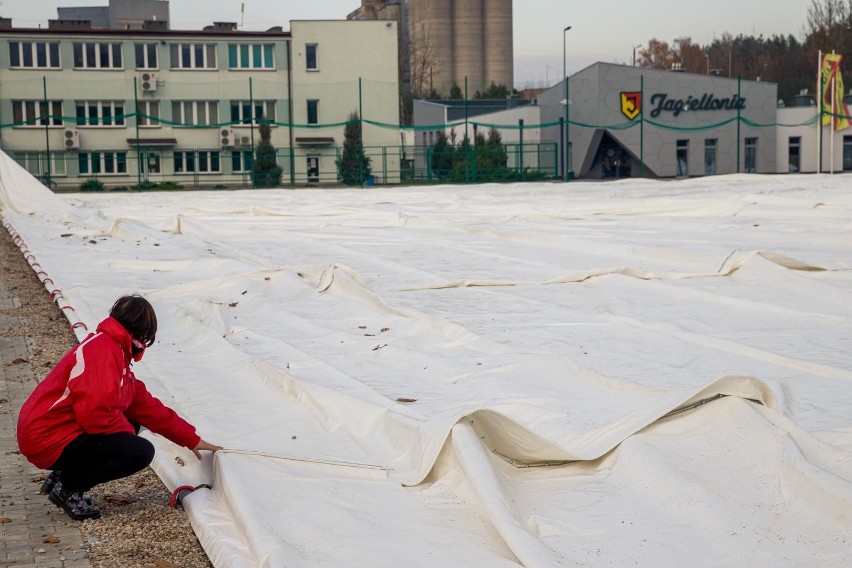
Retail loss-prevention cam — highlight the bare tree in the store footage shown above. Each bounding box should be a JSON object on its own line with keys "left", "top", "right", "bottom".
{"left": 807, "top": 0, "right": 852, "bottom": 52}
{"left": 408, "top": 20, "right": 438, "bottom": 99}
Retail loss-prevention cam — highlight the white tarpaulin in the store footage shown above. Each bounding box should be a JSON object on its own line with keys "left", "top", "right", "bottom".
{"left": 2, "top": 150, "right": 851, "bottom": 566}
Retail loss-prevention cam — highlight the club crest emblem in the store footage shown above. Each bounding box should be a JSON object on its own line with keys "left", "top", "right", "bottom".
{"left": 620, "top": 91, "right": 642, "bottom": 121}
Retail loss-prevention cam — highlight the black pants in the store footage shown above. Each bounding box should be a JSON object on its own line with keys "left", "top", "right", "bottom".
{"left": 49, "top": 430, "right": 155, "bottom": 494}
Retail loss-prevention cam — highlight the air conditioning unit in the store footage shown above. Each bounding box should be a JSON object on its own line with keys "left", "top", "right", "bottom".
{"left": 63, "top": 129, "right": 80, "bottom": 150}
{"left": 140, "top": 72, "right": 157, "bottom": 92}
{"left": 239, "top": 136, "right": 251, "bottom": 147}
{"left": 220, "top": 127, "right": 234, "bottom": 148}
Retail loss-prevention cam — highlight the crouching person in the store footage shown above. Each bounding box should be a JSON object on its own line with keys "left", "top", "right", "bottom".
{"left": 16, "top": 294, "right": 222, "bottom": 520}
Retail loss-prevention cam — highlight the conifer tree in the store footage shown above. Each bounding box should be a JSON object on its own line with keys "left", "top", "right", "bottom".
{"left": 337, "top": 112, "right": 372, "bottom": 185}
{"left": 253, "top": 123, "right": 282, "bottom": 188}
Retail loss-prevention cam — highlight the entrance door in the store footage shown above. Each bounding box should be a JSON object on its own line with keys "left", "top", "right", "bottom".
{"left": 141, "top": 151, "right": 162, "bottom": 182}
{"left": 307, "top": 156, "right": 319, "bottom": 183}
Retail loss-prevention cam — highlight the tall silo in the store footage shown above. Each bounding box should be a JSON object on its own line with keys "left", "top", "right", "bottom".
{"left": 409, "top": 0, "right": 454, "bottom": 95}
{"left": 483, "top": 0, "right": 513, "bottom": 91}
{"left": 453, "top": 0, "right": 484, "bottom": 94}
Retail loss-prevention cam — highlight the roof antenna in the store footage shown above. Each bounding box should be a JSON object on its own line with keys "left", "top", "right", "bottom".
{"left": 240, "top": 2, "right": 245, "bottom": 28}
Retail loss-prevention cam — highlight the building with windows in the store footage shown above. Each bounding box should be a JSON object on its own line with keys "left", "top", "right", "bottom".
{"left": 410, "top": 62, "right": 852, "bottom": 181}
{"left": 538, "top": 63, "right": 779, "bottom": 179}
{"left": 776, "top": 95, "right": 852, "bottom": 174}
{"left": 0, "top": 17, "right": 400, "bottom": 188}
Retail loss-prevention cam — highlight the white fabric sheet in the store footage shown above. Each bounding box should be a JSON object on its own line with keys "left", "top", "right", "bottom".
{"left": 2, "top": 152, "right": 851, "bottom": 566}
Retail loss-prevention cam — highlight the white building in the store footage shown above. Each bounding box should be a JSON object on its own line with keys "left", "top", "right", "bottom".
{"left": 0, "top": 17, "right": 400, "bottom": 189}
{"left": 776, "top": 103, "right": 852, "bottom": 174}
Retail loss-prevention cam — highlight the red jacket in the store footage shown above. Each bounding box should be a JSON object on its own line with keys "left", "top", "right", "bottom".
{"left": 17, "top": 317, "right": 200, "bottom": 469}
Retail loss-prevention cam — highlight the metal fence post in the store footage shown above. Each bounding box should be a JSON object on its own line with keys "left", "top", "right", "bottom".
{"left": 358, "top": 77, "right": 364, "bottom": 188}
{"left": 640, "top": 75, "right": 645, "bottom": 178}
{"left": 518, "top": 118, "right": 524, "bottom": 180}
{"left": 249, "top": 77, "right": 256, "bottom": 188}
{"left": 736, "top": 74, "right": 741, "bottom": 174}
{"left": 42, "top": 76, "right": 52, "bottom": 189}
{"left": 134, "top": 76, "right": 142, "bottom": 188}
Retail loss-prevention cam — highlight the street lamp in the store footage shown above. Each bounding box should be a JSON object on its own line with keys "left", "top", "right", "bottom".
{"left": 632, "top": 44, "right": 642, "bottom": 67}
{"left": 563, "top": 25, "right": 571, "bottom": 182}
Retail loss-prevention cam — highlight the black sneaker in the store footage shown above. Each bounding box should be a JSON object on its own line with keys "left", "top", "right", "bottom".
{"left": 48, "top": 481, "right": 101, "bottom": 520}
{"left": 39, "top": 470, "right": 61, "bottom": 495}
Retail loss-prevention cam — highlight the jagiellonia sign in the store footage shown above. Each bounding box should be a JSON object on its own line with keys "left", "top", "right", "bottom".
{"left": 619, "top": 91, "right": 746, "bottom": 120}
{"left": 648, "top": 93, "right": 747, "bottom": 118}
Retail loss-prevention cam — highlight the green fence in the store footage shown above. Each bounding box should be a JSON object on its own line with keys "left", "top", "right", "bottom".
{"left": 7, "top": 142, "right": 559, "bottom": 191}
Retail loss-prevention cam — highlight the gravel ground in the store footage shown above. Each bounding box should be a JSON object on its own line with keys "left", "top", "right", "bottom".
{"left": 1, "top": 221, "right": 213, "bottom": 568}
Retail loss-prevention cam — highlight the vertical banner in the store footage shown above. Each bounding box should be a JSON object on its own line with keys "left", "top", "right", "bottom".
{"left": 820, "top": 52, "right": 850, "bottom": 131}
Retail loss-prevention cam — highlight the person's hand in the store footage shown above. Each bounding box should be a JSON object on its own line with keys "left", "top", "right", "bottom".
{"left": 192, "top": 439, "right": 223, "bottom": 460}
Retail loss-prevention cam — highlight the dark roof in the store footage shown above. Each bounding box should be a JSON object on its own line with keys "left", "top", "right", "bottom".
{"left": 0, "top": 27, "right": 290, "bottom": 38}
{"left": 421, "top": 99, "right": 533, "bottom": 122}
{"left": 295, "top": 137, "right": 335, "bottom": 146}
{"left": 126, "top": 138, "right": 177, "bottom": 146}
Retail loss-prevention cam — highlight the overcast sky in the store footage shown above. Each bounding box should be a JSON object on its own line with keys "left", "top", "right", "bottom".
{"left": 3, "top": 0, "right": 811, "bottom": 87}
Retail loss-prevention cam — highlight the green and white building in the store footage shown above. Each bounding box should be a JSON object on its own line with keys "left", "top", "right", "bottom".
{"left": 0, "top": 17, "right": 400, "bottom": 188}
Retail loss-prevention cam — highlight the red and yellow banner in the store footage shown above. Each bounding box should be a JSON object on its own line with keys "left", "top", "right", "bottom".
{"left": 820, "top": 53, "right": 850, "bottom": 131}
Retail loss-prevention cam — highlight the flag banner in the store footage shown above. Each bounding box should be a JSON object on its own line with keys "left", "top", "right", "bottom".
{"left": 820, "top": 52, "right": 851, "bottom": 131}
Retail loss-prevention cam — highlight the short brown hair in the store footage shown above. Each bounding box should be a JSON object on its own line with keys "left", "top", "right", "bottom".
{"left": 110, "top": 295, "right": 157, "bottom": 346}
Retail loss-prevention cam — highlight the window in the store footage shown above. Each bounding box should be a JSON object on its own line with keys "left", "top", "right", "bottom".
{"left": 307, "top": 99, "right": 319, "bottom": 125}
{"left": 170, "top": 43, "right": 216, "bottom": 69}
{"left": 306, "top": 44, "right": 318, "bottom": 70}
{"left": 230, "top": 100, "right": 276, "bottom": 125}
{"left": 676, "top": 139, "right": 688, "bottom": 177}
{"left": 172, "top": 101, "right": 219, "bottom": 126}
{"left": 788, "top": 136, "right": 801, "bottom": 173}
{"left": 232, "top": 150, "right": 254, "bottom": 173}
{"left": 138, "top": 101, "right": 160, "bottom": 127}
{"left": 704, "top": 138, "right": 717, "bottom": 176}
{"left": 75, "top": 101, "right": 125, "bottom": 127}
{"left": 12, "top": 101, "right": 63, "bottom": 127}
{"left": 135, "top": 43, "right": 158, "bottom": 69}
{"left": 228, "top": 44, "right": 274, "bottom": 69}
{"left": 843, "top": 136, "right": 852, "bottom": 171}
{"left": 78, "top": 151, "right": 127, "bottom": 175}
{"left": 72, "top": 42, "right": 123, "bottom": 69}
{"left": 744, "top": 137, "right": 757, "bottom": 173}
{"left": 10, "top": 41, "right": 61, "bottom": 69}
{"left": 13, "top": 151, "right": 66, "bottom": 177}
{"left": 174, "top": 150, "right": 221, "bottom": 173}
